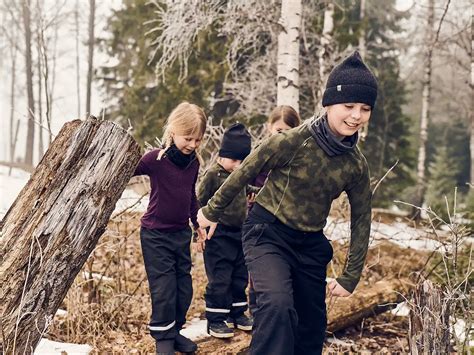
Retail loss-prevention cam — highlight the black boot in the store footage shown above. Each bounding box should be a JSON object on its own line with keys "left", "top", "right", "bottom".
{"left": 207, "top": 321, "right": 234, "bottom": 338}
{"left": 174, "top": 333, "right": 197, "bottom": 353}
{"left": 226, "top": 314, "right": 253, "bottom": 331}
{"left": 156, "top": 339, "right": 175, "bottom": 355}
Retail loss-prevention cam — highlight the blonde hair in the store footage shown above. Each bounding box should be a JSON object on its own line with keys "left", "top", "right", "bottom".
{"left": 268, "top": 105, "right": 301, "bottom": 128}
{"left": 158, "top": 102, "right": 207, "bottom": 161}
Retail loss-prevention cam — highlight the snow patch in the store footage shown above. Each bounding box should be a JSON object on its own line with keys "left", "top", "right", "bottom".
{"left": 390, "top": 302, "right": 410, "bottom": 317}
{"left": 180, "top": 318, "right": 209, "bottom": 341}
{"left": 34, "top": 338, "right": 92, "bottom": 355}
{"left": 82, "top": 271, "right": 114, "bottom": 282}
{"left": 0, "top": 166, "right": 30, "bottom": 219}
{"left": 112, "top": 188, "right": 148, "bottom": 216}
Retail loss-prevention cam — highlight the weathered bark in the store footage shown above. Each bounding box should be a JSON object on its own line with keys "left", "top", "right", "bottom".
{"left": 327, "top": 278, "right": 410, "bottom": 332}
{"left": 85, "top": 0, "right": 95, "bottom": 116}
{"left": 0, "top": 117, "right": 141, "bottom": 354}
{"left": 277, "top": 0, "right": 302, "bottom": 112}
{"left": 408, "top": 280, "right": 451, "bottom": 355}
{"left": 22, "top": 0, "right": 35, "bottom": 166}
{"left": 413, "top": 0, "right": 434, "bottom": 218}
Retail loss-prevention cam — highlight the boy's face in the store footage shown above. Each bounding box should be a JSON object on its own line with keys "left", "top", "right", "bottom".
{"left": 218, "top": 157, "right": 242, "bottom": 172}
{"left": 326, "top": 103, "right": 372, "bottom": 138}
{"left": 172, "top": 132, "right": 203, "bottom": 155}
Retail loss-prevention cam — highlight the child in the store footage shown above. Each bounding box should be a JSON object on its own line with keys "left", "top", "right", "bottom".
{"left": 247, "top": 105, "right": 301, "bottom": 315}
{"left": 196, "top": 123, "right": 254, "bottom": 338}
{"left": 197, "top": 51, "right": 377, "bottom": 354}
{"left": 133, "top": 102, "right": 207, "bottom": 355}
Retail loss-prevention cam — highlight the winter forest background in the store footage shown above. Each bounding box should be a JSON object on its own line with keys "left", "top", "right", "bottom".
{"left": 0, "top": 0, "right": 472, "bottom": 354}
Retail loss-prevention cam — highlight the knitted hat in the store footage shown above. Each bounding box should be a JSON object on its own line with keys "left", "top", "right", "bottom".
{"left": 322, "top": 51, "right": 378, "bottom": 108}
{"left": 219, "top": 122, "right": 251, "bottom": 161}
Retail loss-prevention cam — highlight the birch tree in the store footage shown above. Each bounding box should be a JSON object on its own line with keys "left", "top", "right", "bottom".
{"left": 316, "top": 1, "right": 335, "bottom": 114}
{"left": 276, "top": 0, "right": 302, "bottom": 112}
{"left": 22, "top": 0, "right": 36, "bottom": 166}
{"left": 414, "top": 0, "right": 452, "bottom": 216}
{"left": 147, "top": 0, "right": 308, "bottom": 116}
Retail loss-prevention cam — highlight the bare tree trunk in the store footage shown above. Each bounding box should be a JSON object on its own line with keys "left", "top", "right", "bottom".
{"left": 359, "top": 0, "right": 369, "bottom": 141}
{"left": 75, "top": 0, "right": 81, "bottom": 119}
{"left": 9, "top": 34, "right": 17, "bottom": 168}
{"left": 36, "top": 6, "right": 44, "bottom": 159}
{"left": 22, "top": 0, "right": 36, "bottom": 166}
{"left": 85, "top": 0, "right": 95, "bottom": 116}
{"left": 0, "top": 117, "right": 141, "bottom": 354}
{"left": 470, "top": 8, "right": 473, "bottom": 185}
{"left": 277, "top": 0, "right": 302, "bottom": 112}
{"left": 409, "top": 280, "right": 451, "bottom": 354}
{"left": 42, "top": 18, "right": 58, "bottom": 145}
{"left": 316, "top": 1, "right": 334, "bottom": 113}
{"left": 413, "top": 0, "right": 434, "bottom": 218}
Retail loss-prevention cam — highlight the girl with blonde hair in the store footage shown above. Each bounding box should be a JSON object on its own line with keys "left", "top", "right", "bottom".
{"left": 133, "top": 102, "right": 207, "bottom": 355}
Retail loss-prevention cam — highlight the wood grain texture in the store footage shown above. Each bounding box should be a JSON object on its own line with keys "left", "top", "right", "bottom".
{"left": 0, "top": 117, "right": 141, "bottom": 354}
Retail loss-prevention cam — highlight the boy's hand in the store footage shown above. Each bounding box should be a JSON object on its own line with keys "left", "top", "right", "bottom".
{"left": 327, "top": 279, "right": 351, "bottom": 297}
{"left": 197, "top": 209, "right": 217, "bottom": 239}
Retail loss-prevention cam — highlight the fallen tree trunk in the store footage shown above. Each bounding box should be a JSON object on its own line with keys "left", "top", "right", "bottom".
{"left": 0, "top": 117, "right": 141, "bottom": 354}
{"left": 327, "top": 278, "right": 411, "bottom": 333}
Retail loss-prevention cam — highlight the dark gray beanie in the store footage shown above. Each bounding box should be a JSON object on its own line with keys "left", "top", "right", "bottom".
{"left": 322, "top": 51, "right": 378, "bottom": 108}
{"left": 219, "top": 122, "right": 251, "bottom": 161}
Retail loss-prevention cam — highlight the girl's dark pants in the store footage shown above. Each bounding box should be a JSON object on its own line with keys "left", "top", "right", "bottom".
{"left": 204, "top": 224, "right": 248, "bottom": 322}
{"left": 140, "top": 227, "right": 193, "bottom": 341}
{"left": 243, "top": 204, "right": 333, "bottom": 355}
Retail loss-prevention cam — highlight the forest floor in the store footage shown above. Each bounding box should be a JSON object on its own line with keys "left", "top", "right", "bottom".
{"left": 43, "top": 206, "right": 431, "bottom": 354}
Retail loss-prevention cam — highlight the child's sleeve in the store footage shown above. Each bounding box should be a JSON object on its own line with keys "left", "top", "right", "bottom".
{"left": 197, "top": 170, "right": 218, "bottom": 208}
{"left": 202, "top": 133, "right": 291, "bottom": 222}
{"left": 190, "top": 168, "right": 201, "bottom": 229}
{"left": 337, "top": 161, "right": 372, "bottom": 293}
{"left": 133, "top": 149, "right": 157, "bottom": 176}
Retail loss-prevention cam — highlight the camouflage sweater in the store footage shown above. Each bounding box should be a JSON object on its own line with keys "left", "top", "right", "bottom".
{"left": 198, "top": 163, "right": 248, "bottom": 228}
{"left": 201, "top": 122, "right": 372, "bottom": 293}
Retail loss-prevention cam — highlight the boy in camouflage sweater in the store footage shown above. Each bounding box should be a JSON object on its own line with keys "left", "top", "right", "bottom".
{"left": 196, "top": 123, "right": 255, "bottom": 339}
{"left": 197, "top": 51, "right": 376, "bottom": 355}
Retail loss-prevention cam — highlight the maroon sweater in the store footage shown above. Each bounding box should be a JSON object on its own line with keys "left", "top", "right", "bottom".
{"left": 133, "top": 149, "right": 200, "bottom": 231}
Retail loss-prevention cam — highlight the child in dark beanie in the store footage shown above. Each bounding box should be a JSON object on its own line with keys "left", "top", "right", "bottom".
{"left": 196, "top": 123, "right": 255, "bottom": 339}
{"left": 197, "top": 51, "right": 377, "bottom": 355}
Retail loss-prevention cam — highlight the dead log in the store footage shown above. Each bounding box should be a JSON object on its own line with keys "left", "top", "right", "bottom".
{"left": 0, "top": 117, "right": 141, "bottom": 354}
{"left": 408, "top": 280, "right": 451, "bottom": 355}
{"left": 327, "top": 278, "right": 411, "bottom": 333}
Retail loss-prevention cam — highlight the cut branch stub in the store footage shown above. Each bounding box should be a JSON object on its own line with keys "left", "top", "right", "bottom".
{"left": 0, "top": 117, "right": 141, "bottom": 354}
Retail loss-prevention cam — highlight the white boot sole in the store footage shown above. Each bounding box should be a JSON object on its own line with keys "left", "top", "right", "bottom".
{"left": 208, "top": 329, "right": 234, "bottom": 338}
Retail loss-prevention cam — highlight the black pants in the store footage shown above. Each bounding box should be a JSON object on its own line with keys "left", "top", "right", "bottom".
{"left": 242, "top": 204, "right": 333, "bottom": 355}
{"left": 140, "top": 226, "right": 193, "bottom": 341}
{"left": 204, "top": 224, "right": 248, "bottom": 322}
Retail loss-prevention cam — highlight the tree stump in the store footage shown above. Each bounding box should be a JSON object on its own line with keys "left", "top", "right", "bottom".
{"left": 0, "top": 117, "right": 141, "bottom": 354}
{"left": 408, "top": 280, "right": 451, "bottom": 355}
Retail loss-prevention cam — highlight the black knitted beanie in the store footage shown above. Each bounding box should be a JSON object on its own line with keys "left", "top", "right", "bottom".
{"left": 219, "top": 122, "right": 251, "bottom": 161}
{"left": 322, "top": 51, "right": 378, "bottom": 108}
